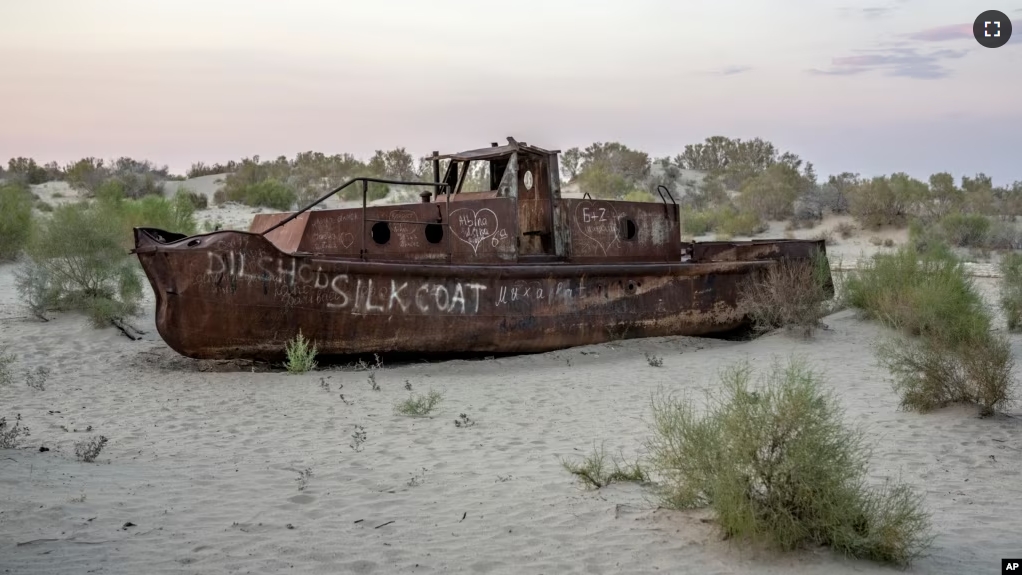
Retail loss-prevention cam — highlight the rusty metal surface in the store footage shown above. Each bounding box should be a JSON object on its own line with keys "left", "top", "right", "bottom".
{"left": 133, "top": 138, "right": 834, "bottom": 361}
{"left": 133, "top": 228, "right": 810, "bottom": 360}
{"left": 250, "top": 212, "right": 309, "bottom": 253}
{"left": 562, "top": 198, "right": 682, "bottom": 262}
{"left": 691, "top": 239, "right": 826, "bottom": 262}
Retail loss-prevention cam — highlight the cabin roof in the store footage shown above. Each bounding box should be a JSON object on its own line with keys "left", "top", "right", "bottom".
{"left": 436, "top": 138, "right": 560, "bottom": 162}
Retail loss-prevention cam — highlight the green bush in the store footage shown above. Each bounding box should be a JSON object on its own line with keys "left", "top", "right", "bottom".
{"left": 843, "top": 245, "right": 1015, "bottom": 416}
{"left": 999, "top": 252, "right": 1022, "bottom": 331}
{"left": 19, "top": 203, "right": 144, "bottom": 326}
{"left": 847, "top": 174, "right": 924, "bottom": 229}
{"left": 227, "top": 179, "right": 296, "bottom": 211}
{"left": 937, "top": 213, "right": 991, "bottom": 248}
{"left": 0, "top": 183, "right": 34, "bottom": 261}
{"left": 646, "top": 357, "right": 932, "bottom": 566}
{"left": 175, "top": 188, "right": 208, "bottom": 210}
{"left": 680, "top": 206, "right": 766, "bottom": 237}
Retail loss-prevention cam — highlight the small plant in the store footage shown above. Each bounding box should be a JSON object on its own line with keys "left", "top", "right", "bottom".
{"left": 999, "top": 252, "right": 1022, "bottom": 331}
{"left": 350, "top": 425, "right": 366, "bottom": 452}
{"left": 644, "top": 352, "right": 664, "bottom": 367}
{"left": 368, "top": 371, "right": 380, "bottom": 391}
{"left": 395, "top": 389, "right": 444, "bottom": 416}
{"left": 295, "top": 468, "right": 313, "bottom": 491}
{"left": 407, "top": 467, "right": 429, "bottom": 487}
{"left": 284, "top": 330, "right": 317, "bottom": 373}
{"left": 454, "top": 413, "right": 475, "bottom": 428}
{"left": 0, "top": 345, "right": 15, "bottom": 386}
{"left": 319, "top": 377, "right": 330, "bottom": 392}
{"left": 339, "top": 393, "right": 353, "bottom": 406}
{"left": 25, "top": 366, "right": 50, "bottom": 391}
{"left": 0, "top": 414, "right": 30, "bottom": 449}
{"left": 75, "top": 435, "right": 108, "bottom": 462}
{"left": 560, "top": 442, "right": 649, "bottom": 489}
{"left": 69, "top": 492, "right": 87, "bottom": 503}
{"left": 404, "top": 379, "right": 412, "bottom": 391}
{"left": 646, "top": 357, "right": 932, "bottom": 566}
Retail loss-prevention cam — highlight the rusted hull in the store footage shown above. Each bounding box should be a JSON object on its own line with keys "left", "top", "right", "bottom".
{"left": 132, "top": 229, "right": 826, "bottom": 361}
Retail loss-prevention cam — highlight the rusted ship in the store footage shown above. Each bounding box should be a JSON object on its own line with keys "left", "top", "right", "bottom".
{"left": 132, "top": 137, "right": 832, "bottom": 361}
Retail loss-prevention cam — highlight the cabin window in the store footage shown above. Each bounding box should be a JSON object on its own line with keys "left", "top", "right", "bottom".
{"left": 425, "top": 223, "right": 444, "bottom": 244}
{"left": 620, "top": 218, "right": 637, "bottom": 241}
{"left": 371, "top": 221, "right": 391, "bottom": 245}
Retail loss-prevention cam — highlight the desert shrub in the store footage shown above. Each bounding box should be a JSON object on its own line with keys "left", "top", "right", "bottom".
{"left": 835, "top": 221, "right": 857, "bottom": 239}
{"left": 284, "top": 330, "right": 317, "bottom": 373}
{"left": 212, "top": 189, "right": 228, "bottom": 205}
{"left": 107, "top": 194, "right": 198, "bottom": 240}
{"left": 0, "top": 182, "right": 34, "bottom": 261}
{"left": 20, "top": 203, "right": 144, "bottom": 326}
{"left": 985, "top": 220, "right": 1022, "bottom": 250}
{"left": 561, "top": 442, "right": 649, "bottom": 489}
{"left": 0, "top": 345, "right": 15, "bottom": 386}
{"left": 842, "top": 246, "right": 987, "bottom": 339}
{"left": 75, "top": 435, "right": 108, "bottom": 462}
{"left": 175, "top": 188, "right": 208, "bottom": 210}
{"left": 999, "top": 252, "right": 1022, "bottom": 331}
{"left": 24, "top": 366, "right": 49, "bottom": 391}
{"left": 395, "top": 388, "right": 444, "bottom": 416}
{"left": 35, "top": 200, "right": 54, "bottom": 212}
{"left": 843, "top": 246, "right": 1015, "bottom": 415}
{"left": 847, "top": 174, "right": 924, "bottom": 229}
{"left": 623, "top": 189, "right": 656, "bottom": 202}
{"left": 739, "top": 255, "right": 833, "bottom": 337}
{"left": 227, "top": 179, "right": 296, "bottom": 211}
{"left": 0, "top": 414, "right": 30, "bottom": 449}
{"left": 646, "top": 357, "right": 932, "bottom": 566}
{"left": 681, "top": 209, "right": 715, "bottom": 236}
{"left": 681, "top": 206, "right": 766, "bottom": 237}
{"left": 737, "top": 163, "right": 805, "bottom": 221}
{"left": 717, "top": 208, "right": 767, "bottom": 237}
{"left": 877, "top": 333, "right": 1014, "bottom": 416}
{"left": 937, "top": 213, "right": 991, "bottom": 248}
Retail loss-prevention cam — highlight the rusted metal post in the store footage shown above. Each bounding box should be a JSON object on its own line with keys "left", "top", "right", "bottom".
{"left": 431, "top": 151, "right": 440, "bottom": 201}
{"left": 445, "top": 173, "right": 452, "bottom": 262}
{"left": 361, "top": 179, "right": 367, "bottom": 259}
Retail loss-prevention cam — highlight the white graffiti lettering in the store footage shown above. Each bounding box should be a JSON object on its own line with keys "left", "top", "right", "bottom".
{"left": 203, "top": 251, "right": 489, "bottom": 315}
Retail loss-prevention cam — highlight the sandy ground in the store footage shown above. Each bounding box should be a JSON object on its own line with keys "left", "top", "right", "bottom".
{"left": 3, "top": 182, "right": 1021, "bottom": 574}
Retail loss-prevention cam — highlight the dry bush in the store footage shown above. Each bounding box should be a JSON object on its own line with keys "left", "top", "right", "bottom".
{"left": 999, "top": 252, "right": 1022, "bottom": 331}
{"left": 0, "top": 414, "right": 30, "bottom": 449}
{"left": 738, "top": 255, "right": 834, "bottom": 338}
{"left": 835, "top": 221, "right": 857, "bottom": 239}
{"left": 878, "top": 334, "right": 1014, "bottom": 417}
{"left": 75, "top": 435, "right": 108, "bottom": 462}
{"left": 646, "top": 357, "right": 932, "bottom": 566}
{"left": 847, "top": 174, "right": 924, "bottom": 229}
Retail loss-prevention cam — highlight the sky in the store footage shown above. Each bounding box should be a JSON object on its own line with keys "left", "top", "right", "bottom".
{"left": 1, "top": 0, "right": 1020, "bottom": 183}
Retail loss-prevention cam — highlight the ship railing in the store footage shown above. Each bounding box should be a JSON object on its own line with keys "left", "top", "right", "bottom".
{"left": 257, "top": 177, "right": 457, "bottom": 261}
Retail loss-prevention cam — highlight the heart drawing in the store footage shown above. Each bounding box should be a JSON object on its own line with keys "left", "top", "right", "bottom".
{"left": 339, "top": 232, "right": 355, "bottom": 249}
{"left": 573, "top": 200, "right": 620, "bottom": 255}
{"left": 449, "top": 208, "right": 499, "bottom": 254}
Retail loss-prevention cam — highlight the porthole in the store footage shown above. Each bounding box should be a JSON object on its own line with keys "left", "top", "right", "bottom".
{"left": 424, "top": 223, "right": 444, "bottom": 244}
{"left": 371, "top": 221, "right": 391, "bottom": 245}
{"left": 621, "top": 218, "right": 637, "bottom": 241}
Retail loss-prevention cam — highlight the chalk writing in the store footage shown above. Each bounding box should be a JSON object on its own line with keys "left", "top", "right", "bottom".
{"left": 573, "top": 200, "right": 621, "bottom": 256}
{"left": 450, "top": 208, "right": 499, "bottom": 253}
{"left": 203, "top": 251, "right": 487, "bottom": 315}
{"left": 495, "top": 279, "right": 586, "bottom": 306}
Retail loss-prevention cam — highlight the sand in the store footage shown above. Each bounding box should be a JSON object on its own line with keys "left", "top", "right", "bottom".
{"left": 2, "top": 185, "right": 1021, "bottom": 574}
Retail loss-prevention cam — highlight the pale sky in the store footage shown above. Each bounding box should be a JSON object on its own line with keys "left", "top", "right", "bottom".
{"left": 1, "top": 1, "right": 1019, "bottom": 183}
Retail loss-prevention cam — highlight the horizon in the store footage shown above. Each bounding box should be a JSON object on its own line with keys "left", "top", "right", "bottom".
{"left": 1, "top": 1, "right": 1020, "bottom": 184}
